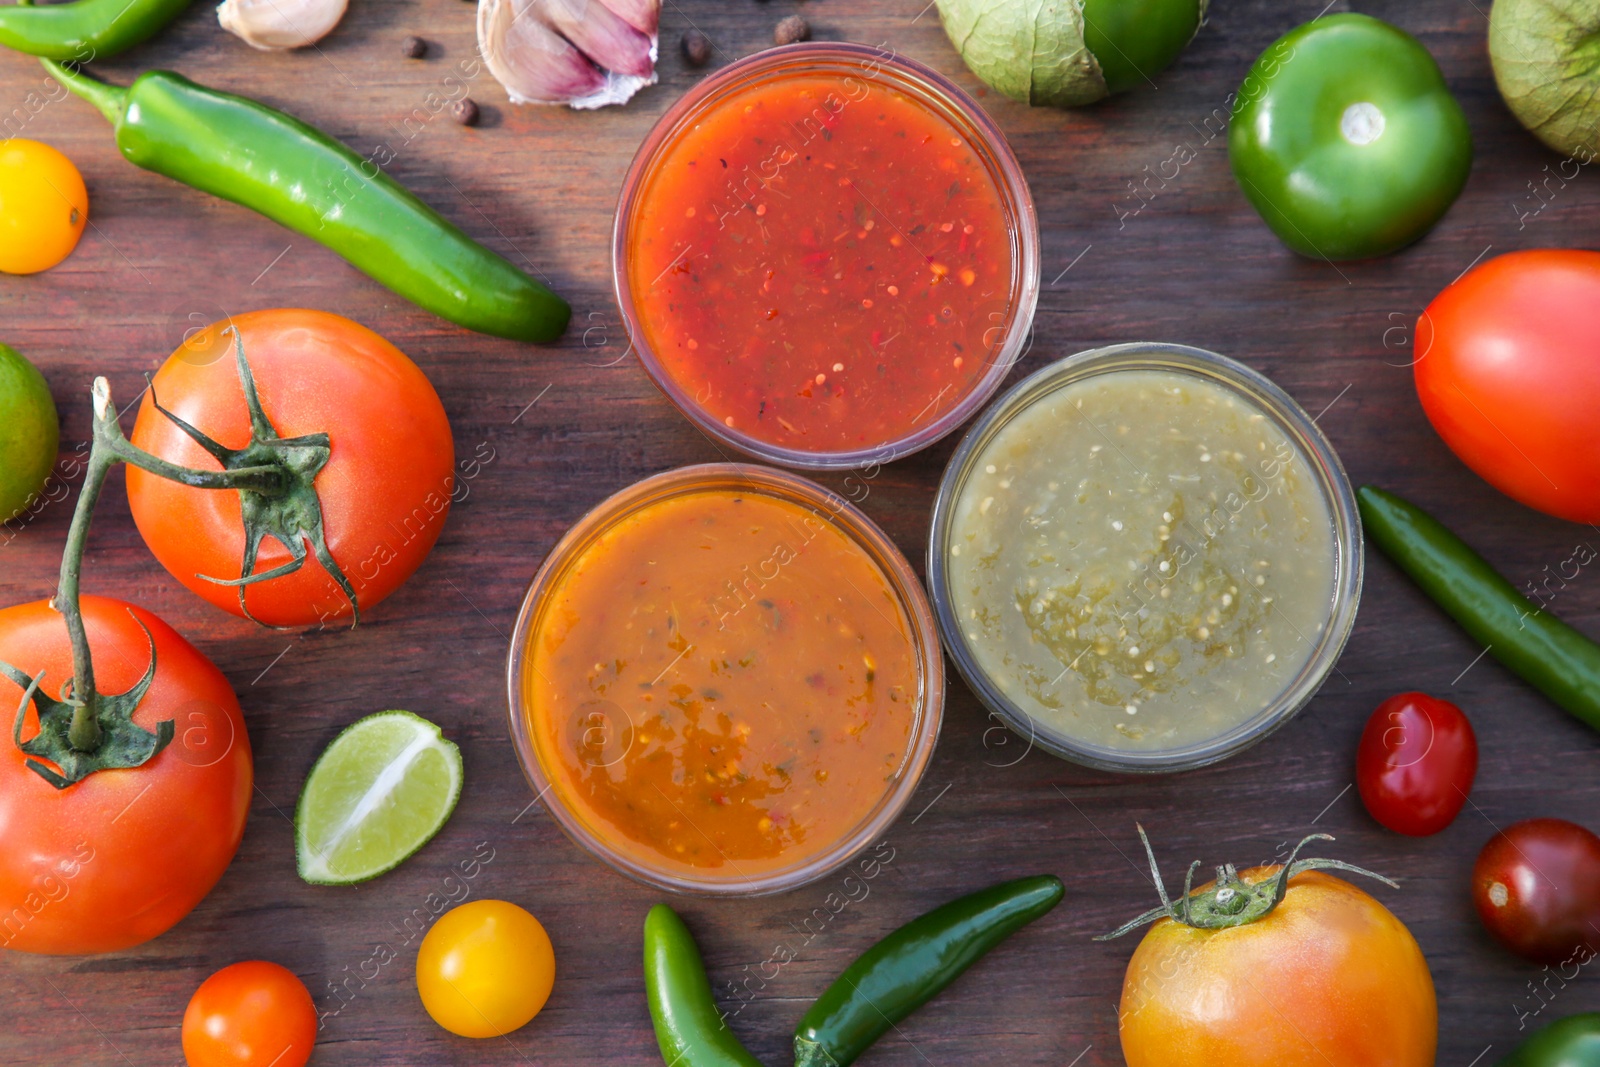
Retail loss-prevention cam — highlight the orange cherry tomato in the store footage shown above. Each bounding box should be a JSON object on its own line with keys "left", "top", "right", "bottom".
{"left": 0, "top": 596, "right": 252, "bottom": 955}
{"left": 1414, "top": 249, "right": 1600, "bottom": 523}
{"left": 1119, "top": 869, "right": 1436, "bottom": 1066}
{"left": 0, "top": 139, "right": 88, "bottom": 275}
{"left": 126, "top": 309, "right": 455, "bottom": 627}
{"left": 182, "top": 960, "right": 316, "bottom": 1067}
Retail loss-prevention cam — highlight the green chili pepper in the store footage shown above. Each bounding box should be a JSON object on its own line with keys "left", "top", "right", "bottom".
{"left": 643, "top": 904, "right": 764, "bottom": 1067}
{"left": 1358, "top": 486, "right": 1600, "bottom": 734}
{"left": 1497, "top": 1012, "right": 1600, "bottom": 1067}
{"left": 0, "top": 0, "right": 190, "bottom": 63}
{"left": 794, "top": 875, "right": 1063, "bottom": 1067}
{"left": 43, "top": 59, "right": 570, "bottom": 344}
{"left": 1229, "top": 13, "right": 1471, "bottom": 260}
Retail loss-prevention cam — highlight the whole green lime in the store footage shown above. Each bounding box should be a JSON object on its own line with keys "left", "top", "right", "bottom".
{"left": 0, "top": 344, "right": 59, "bottom": 523}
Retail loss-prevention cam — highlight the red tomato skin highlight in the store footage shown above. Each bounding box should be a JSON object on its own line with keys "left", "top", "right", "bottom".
{"left": 1414, "top": 249, "right": 1600, "bottom": 524}
{"left": 1473, "top": 818, "right": 1600, "bottom": 965}
{"left": 0, "top": 597, "right": 252, "bottom": 955}
{"left": 182, "top": 960, "right": 316, "bottom": 1067}
{"left": 1356, "top": 691, "right": 1478, "bottom": 836}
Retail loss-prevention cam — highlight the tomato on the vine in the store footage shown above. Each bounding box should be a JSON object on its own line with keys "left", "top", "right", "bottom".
{"left": 1473, "top": 818, "right": 1600, "bottom": 964}
{"left": 1415, "top": 249, "right": 1600, "bottom": 523}
{"left": 0, "top": 596, "right": 251, "bottom": 954}
{"left": 127, "top": 309, "right": 455, "bottom": 627}
{"left": 182, "top": 960, "right": 316, "bottom": 1067}
{"left": 1356, "top": 691, "right": 1477, "bottom": 836}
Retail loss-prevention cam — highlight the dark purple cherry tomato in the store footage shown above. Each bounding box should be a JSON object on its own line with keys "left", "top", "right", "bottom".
{"left": 1473, "top": 818, "right": 1600, "bottom": 964}
{"left": 1355, "top": 691, "right": 1477, "bottom": 836}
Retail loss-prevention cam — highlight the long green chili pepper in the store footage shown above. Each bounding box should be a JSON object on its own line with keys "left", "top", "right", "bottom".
{"left": 794, "top": 875, "right": 1064, "bottom": 1067}
{"left": 42, "top": 59, "right": 570, "bottom": 344}
{"left": 1359, "top": 485, "right": 1600, "bottom": 734}
{"left": 0, "top": 0, "right": 190, "bottom": 62}
{"left": 643, "top": 904, "right": 765, "bottom": 1067}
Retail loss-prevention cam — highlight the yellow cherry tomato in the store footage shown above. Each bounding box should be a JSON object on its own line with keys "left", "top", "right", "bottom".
{"left": 0, "top": 139, "right": 88, "bottom": 275}
{"left": 416, "top": 899, "right": 555, "bottom": 1038}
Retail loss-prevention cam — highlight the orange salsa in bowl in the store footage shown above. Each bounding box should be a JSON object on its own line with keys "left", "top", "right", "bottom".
{"left": 615, "top": 43, "right": 1039, "bottom": 469}
{"left": 507, "top": 465, "right": 943, "bottom": 895}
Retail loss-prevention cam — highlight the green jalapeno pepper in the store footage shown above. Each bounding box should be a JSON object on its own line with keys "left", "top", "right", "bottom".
{"left": 1229, "top": 13, "right": 1471, "bottom": 260}
{"left": 1497, "top": 1012, "right": 1600, "bottom": 1067}
{"left": 643, "top": 904, "right": 764, "bottom": 1067}
{"left": 794, "top": 875, "right": 1063, "bottom": 1067}
{"left": 43, "top": 59, "right": 570, "bottom": 344}
{"left": 0, "top": 0, "right": 190, "bottom": 62}
{"left": 1359, "top": 486, "right": 1600, "bottom": 735}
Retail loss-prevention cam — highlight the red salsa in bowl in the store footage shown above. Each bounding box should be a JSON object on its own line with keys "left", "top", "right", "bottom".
{"left": 615, "top": 43, "right": 1039, "bottom": 469}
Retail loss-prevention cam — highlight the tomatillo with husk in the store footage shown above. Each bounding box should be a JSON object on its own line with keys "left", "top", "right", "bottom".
{"left": 1102, "top": 827, "right": 1437, "bottom": 1067}
{"left": 1491, "top": 0, "right": 1600, "bottom": 161}
{"left": 1229, "top": 13, "right": 1472, "bottom": 261}
{"left": 934, "top": 0, "right": 1207, "bottom": 108}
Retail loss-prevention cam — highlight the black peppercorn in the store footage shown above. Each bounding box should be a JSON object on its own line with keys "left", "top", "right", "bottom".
{"left": 401, "top": 35, "right": 426, "bottom": 59}
{"left": 681, "top": 29, "right": 712, "bottom": 67}
{"left": 452, "top": 98, "right": 480, "bottom": 126}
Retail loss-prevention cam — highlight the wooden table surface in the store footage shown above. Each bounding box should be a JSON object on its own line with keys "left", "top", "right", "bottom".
{"left": 4, "top": 0, "right": 1599, "bottom": 1062}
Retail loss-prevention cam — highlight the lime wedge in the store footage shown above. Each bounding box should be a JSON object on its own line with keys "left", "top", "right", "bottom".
{"left": 295, "top": 710, "right": 463, "bottom": 885}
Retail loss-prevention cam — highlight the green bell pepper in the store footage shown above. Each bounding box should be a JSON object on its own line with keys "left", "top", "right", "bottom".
{"left": 1497, "top": 1013, "right": 1600, "bottom": 1067}
{"left": 1229, "top": 13, "right": 1472, "bottom": 261}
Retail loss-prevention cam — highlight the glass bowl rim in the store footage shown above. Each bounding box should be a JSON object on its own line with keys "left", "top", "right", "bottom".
{"left": 925, "top": 342, "right": 1364, "bottom": 774}
{"left": 505, "top": 461, "right": 946, "bottom": 895}
{"left": 610, "top": 41, "right": 1042, "bottom": 472}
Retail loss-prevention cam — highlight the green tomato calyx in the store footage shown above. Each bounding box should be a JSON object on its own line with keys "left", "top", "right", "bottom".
{"left": 1095, "top": 825, "right": 1399, "bottom": 939}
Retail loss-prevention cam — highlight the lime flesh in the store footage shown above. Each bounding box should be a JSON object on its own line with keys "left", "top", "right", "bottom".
{"left": 296, "top": 710, "right": 463, "bottom": 885}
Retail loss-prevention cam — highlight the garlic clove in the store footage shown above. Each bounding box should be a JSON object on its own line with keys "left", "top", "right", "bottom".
{"left": 479, "top": 0, "right": 661, "bottom": 110}
{"left": 217, "top": 0, "right": 348, "bottom": 51}
{"left": 598, "top": 0, "right": 659, "bottom": 36}
{"left": 539, "top": 0, "right": 654, "bottom": 79}
{"left": 479, "top": 0, "right": 607, "bottom": 103}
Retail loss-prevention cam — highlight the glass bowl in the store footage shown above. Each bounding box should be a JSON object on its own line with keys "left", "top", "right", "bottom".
{"left": 926, "top": 343, "right": 1362, "bottom": 773}
{"left": 612, "top": 42, "right": 1040, "bottom": 471}
{"left": 506, "top": 463, "right": 945, "bottom": 895}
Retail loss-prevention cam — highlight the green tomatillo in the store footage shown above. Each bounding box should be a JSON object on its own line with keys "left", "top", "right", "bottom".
{"left": 1229, "top": 13, "right": 1472, "bottom": 261}
{"left": 935, "top": 0, "right": 1208, "bottom": 108}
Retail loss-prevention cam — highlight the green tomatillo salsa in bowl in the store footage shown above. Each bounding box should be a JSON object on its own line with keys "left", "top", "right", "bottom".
{"left": 614, "top": 43, "right": 1039, "bottom": 470}
{"left": 927, "top": 344, "right": 1362, "bottom": 772}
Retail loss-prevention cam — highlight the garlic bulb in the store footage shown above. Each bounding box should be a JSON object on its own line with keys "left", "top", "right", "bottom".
{"left": 218, "top": 0, "right": 349, "bottom": 51}
{"left": 478, "top": 0, "right": 662, "bottom": 110}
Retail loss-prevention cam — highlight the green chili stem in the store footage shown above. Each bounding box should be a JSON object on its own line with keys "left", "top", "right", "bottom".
{"left": 39, "top": 56, "right": 126, "bottom": 125}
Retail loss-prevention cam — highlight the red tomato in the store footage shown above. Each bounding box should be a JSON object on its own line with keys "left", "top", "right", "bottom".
{"left": 182, "top": 960, "right": 316, "bottom": 1067}
{"left": 1120, "top": 869, "right": 1436, "bottom": 1065}
{"left": 1414, "top": 249, "right": 1600, "bottom": 523}
{"left": 1356, "top": 691, "right": 1477, "bottom": 836}
{"left": 1473, "top": 818, "right": 1600, "bottom": 964}
{"left": 0, "top": 597, "right": 251, "bottom": 954}
{"left": 127, "top": 309, "right": 455, "bottom": 627}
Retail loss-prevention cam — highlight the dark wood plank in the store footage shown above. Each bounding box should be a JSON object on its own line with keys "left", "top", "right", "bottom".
{"left": 3, "top": 0, "right": 1598, "bottom": 1062}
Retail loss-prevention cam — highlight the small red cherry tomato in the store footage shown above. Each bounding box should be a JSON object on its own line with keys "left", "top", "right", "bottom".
{"left": 1355, "top": 691, "right": 1477, "bottom": 836}
{"left": 1472, "top": 818, "right": 1600, "bottom": 965}
{"left": 182, "top": 960, "right": 316, "bottom": 1067}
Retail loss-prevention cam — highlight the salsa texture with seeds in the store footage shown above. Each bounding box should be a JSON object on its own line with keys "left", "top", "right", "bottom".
{"left": 625, "top": 71, "right": 1017, "bottom": 454}
{"left": 947, "top": 369, "right": 1336, "bottom": 752}
{"left": 525, "top": 488, "right": 916, "bottom": 878}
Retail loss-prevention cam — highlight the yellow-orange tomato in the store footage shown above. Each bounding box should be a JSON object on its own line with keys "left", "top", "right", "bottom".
{"left": 1119, "top": 869, "right": 1436, "bottom": 1066}
{"left": 0, "top": 139, "right": 87, "bottom": 274}
{"left": 416, "top": 900, "right": 555, "bottom": 1039}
